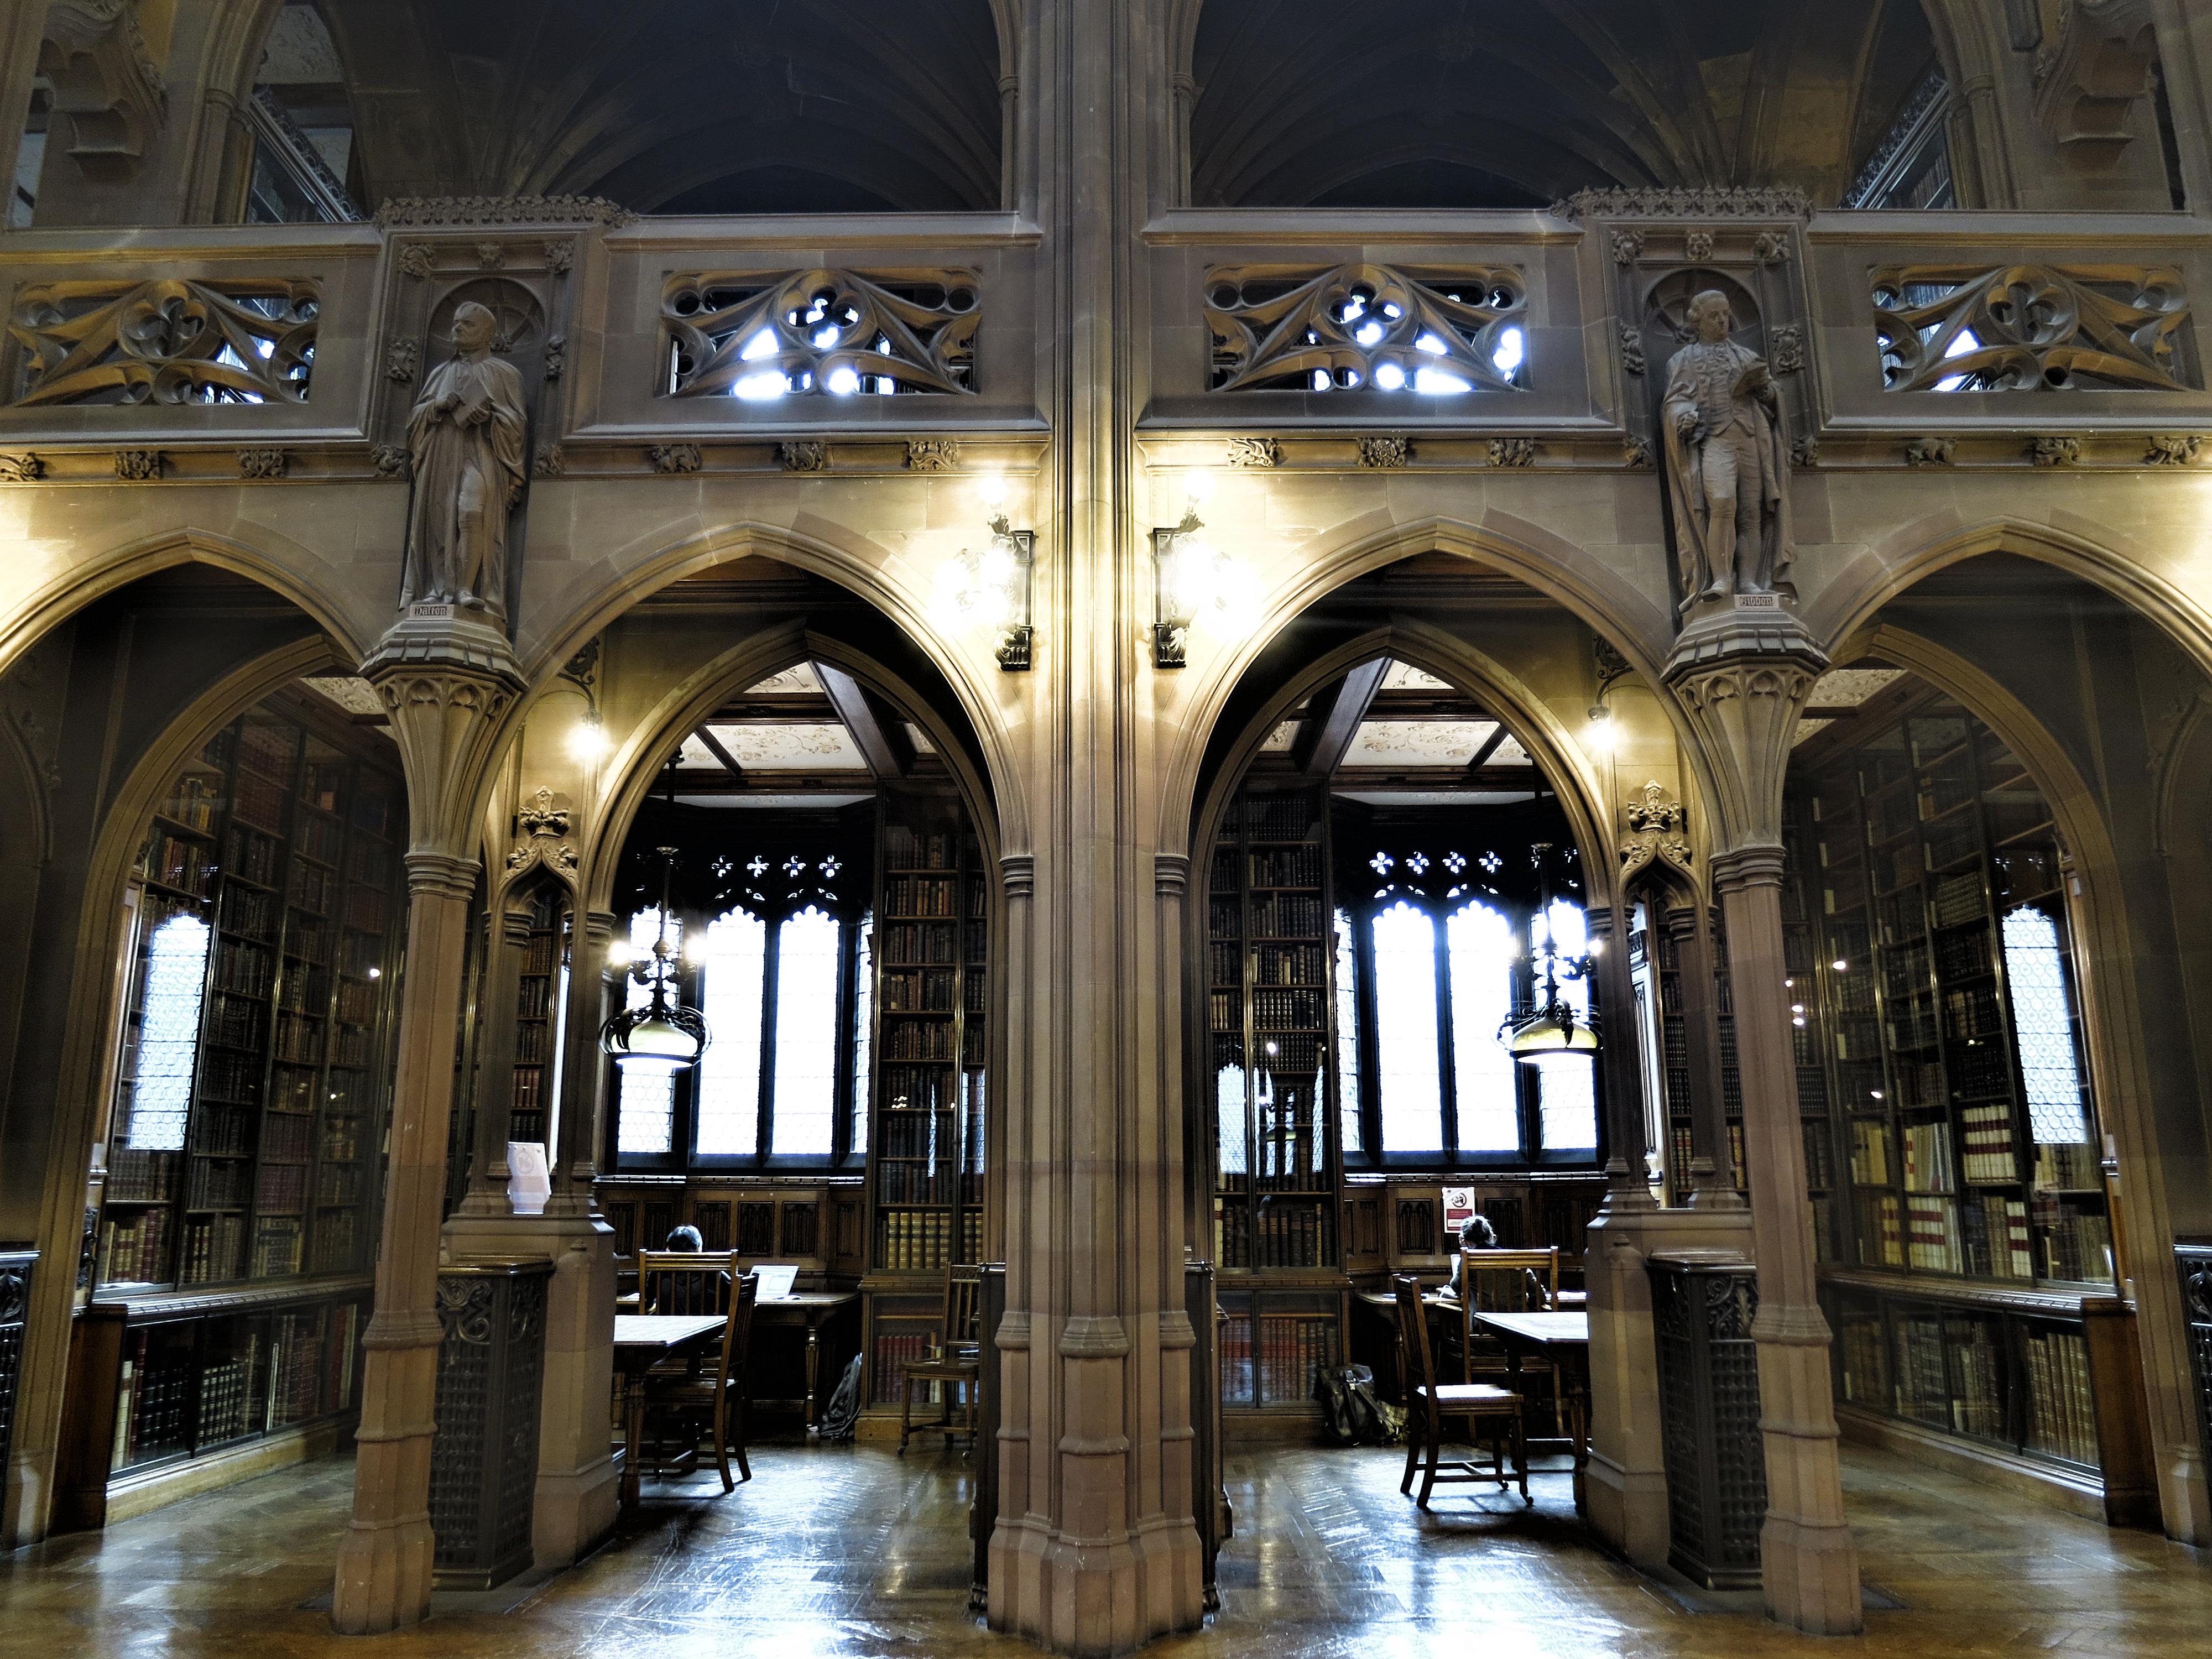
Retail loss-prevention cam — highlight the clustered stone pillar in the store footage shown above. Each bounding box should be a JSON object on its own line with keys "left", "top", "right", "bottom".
{"left": 1666, "top": 611, "right": 1861, "bottom": 1636}
{"left": 333, "top": 639, "right": 521, "bottom": 1632}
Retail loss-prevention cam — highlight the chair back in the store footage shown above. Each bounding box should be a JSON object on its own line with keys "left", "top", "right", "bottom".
{"left": 941, "top": 1263, "right": 983, "bottom": 1354}
{"left": 1391, "top": 1273, "right": 1439, "bottom": 1396}
{"left": 639, "top": 1250, "right": 737, "bottom": 1316}
{"left": 1460, "top": 1246, "right": 1559, "bottom": 1313}
{"left": 714, "top": 1271, "right": 760, "bottom": 1392}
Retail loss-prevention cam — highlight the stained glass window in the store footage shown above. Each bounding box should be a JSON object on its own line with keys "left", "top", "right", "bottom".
{"left": 2001, "top": 906, "right": 2089, "bottom": 1146}
{"left": 769, "top": 907, "right": 841, "bottom": 1156}
{"left": 127, "top": 911, "right": 211, "bottom": 1151}
{"left": 1371, "top": 901, "right": 1443, "bottom": 1153}
{"left": 1448, "top": 900, "right": 1519, "bottom": 1152}
{"left": 693, "top": 908, "right": 766, "bottom": 1155}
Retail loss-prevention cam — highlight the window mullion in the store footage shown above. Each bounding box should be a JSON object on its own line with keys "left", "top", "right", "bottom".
{"left": 1433, "top": 900, "right": 1460, "bottom": 1160}
{"left": 758, "top": 920, "right": 781, "bottom": 1163}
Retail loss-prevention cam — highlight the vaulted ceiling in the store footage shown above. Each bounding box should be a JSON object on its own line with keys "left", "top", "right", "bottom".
{"left": 1188, "top": 0, "right": 1942, "bottom": 208}
{"left": 307, "top": 0, "right": 1004, "bottom": 212}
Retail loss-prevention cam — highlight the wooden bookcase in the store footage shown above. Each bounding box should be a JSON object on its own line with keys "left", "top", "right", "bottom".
{"left": 1647, "top": 916, "right": 1747, "bottom": 1203}
{"left": 1794, "top": 687, "right": 2122, "bottom": 1491}
{"left": 862, "top": 792, "right": 990, "bottom": 1407}
{"left": 507, "top": 890, "right": 564, "bottom": 1147}
{"left": 1206, "top": 783, "right": 1345, "bottom": 1415}
{"left": 102, "top": 692, "right": 404, "bottom": 1295}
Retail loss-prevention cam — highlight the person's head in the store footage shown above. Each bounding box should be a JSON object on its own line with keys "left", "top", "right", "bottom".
{"left": 1688, "top": 290, "right": 1734, "bottom": 345}
{"left": 451, "top": 300, "right": 497, "bottom": 353}
{"left": 1459, "top": 1214, "right": 1498, "bottom": 1250}
{"left": 666, "top": 1224, "right": 703, "bottom": 1251}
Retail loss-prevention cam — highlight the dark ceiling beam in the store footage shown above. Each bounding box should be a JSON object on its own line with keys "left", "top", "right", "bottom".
{"left": 816, "top": 662, "right": 914, "bottom": 780}
{"left": 1291, "top": 657, "right": 1390, "bottom": 778}
{"left": 1465, "top": 726, "right": 1511, "bottom": 774}
{"left": 693, "top": 726, "right": 746, "bottom": 780}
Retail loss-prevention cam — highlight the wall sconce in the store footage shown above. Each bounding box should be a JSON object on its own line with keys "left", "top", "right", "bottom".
{"left": 942, "top": 483, "right": 1035, "bottom": 671}
{"left": 559, "top": 638, "right": 609, "bottom": 760}
{"left": 1150, "top": 498, "right": 1257, "bottom": 669}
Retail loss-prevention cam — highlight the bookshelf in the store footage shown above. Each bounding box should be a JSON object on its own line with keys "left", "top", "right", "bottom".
{"left": 507, "top": 890, "right": 565, "bottom": 1147}
{"left": 76, "top": 688, "right": 403, "bottom": 1512}
{"left": 1795, "top": 685, "right": 2122, "bottom": 1489}
{"left": 862, "top": 793, "right": 990, "bottom": 1406}
{"left": 1207, "top": 784, "right": 1345, "bottom": 1413}
{"left": 1647, "top": 908, "right": 1746, "bottom": 1203}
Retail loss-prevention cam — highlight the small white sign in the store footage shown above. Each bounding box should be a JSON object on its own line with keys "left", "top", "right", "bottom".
{"left": 506, "top": 1141, "right": 550, "bottom": 1215}
{"left": 1733, "top": 592, "right": 1783, "bottom": 611}
{"left": 1442, "top": 1186, "right": 1475, "bottom": 1237}
{"left": 408, "top": 602, "right": 454, "bottom": 619}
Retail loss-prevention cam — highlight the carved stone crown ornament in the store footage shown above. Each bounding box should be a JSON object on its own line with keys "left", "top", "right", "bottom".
{"left": 1619, "top": 780, "right": 1694, "bottom": 888}
{"left": 506, "top": 787, "right": 580, "bottom": 881}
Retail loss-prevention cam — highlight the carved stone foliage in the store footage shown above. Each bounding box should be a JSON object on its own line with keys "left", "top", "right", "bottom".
{"left": 1768, "top": 325, "right": 1803, "bottom": 375}
{"left": 1871, "top": 264, "right": 2194, "bottom": 392}
{"left": 371, "top": 444, "right": 410, "bottom": 479}
{"left": 237, "top": 448, "right": 287, "bottom": 479}
{"left": 38, "top": 0, "right": 166, "bottom": 180}
{"left": 778, "top": 440, "right": 830, "bottom": 473}
{"left": 113, "top": 448, "right": 159, "bottom": 480}
{"left": 1620, "top": 780, "right": 1693, "bottom": 889}
{"left": 1552, "top": 187, "right": 1813, "bottom": 221}
{"left": 375, "top": 196, "right": 636, "bottom": 229}
{"left": 2147, "top": 434, "right": 2204, "bottom": 467}
{"left": 1488, "top": 437, "right": 1536, "bottom": 467}
{"left": 1204, "top": 263, "right": 1527, "bottom": 394}
{"left": 2028, "top": 435, "right": 2083, "bottom": 466}
{"left": 662, "top": 268, "right": 978, "bottom": 398}
{"left": 0, "top": 453, "right": 43, "bottom": 481}
{"left": 2031, "top": 0, "right": 2158, "bottom": 160}
{"left": 1225, "top": 435, "right": 1280, "bottom": 467}
{"left": 1904, "top": 436, "right": 1956, "bottom": 467}
{"left": 1623, "top": 435, "right": 1655, "bottom": 471}
{"left": 1619, "top": 325, "right": 1646, "bottom": 377}
{"left": 8, "top": 279, "right": 319, "bottom": 406}
{"left": 531, "top": 444, "right": 564, "bottom": 478}
{"left": 385, "top": 338, "right": 419, "bottom": 383}
{"left": 1357, "top": 435, "right": 1411, "bottom": 468}
{"left": 906, "top": 437, "right": 960, "bottom": 471}
{"left": 649, "top": 443, "right": 703, "bottom": 474}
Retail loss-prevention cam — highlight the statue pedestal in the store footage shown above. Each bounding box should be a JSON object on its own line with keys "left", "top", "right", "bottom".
{"left": 1666, "top": 595, "right": 1824, "bottom": 678}
{"left": 363, "top": 609, "right": 523, "bottom": 683}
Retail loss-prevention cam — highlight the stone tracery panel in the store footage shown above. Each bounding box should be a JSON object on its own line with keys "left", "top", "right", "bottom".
{"left": 7, "top": 278, "right": 319, "bottom": 406}
{"left": 1204, "top": 263, "right": 1527, "bottom": 394}
{"left": 661, "top": 268, "right": 979, "bottom": 398}
{"left": 1870, "top": 263, "right": 2195, "bottom": 392}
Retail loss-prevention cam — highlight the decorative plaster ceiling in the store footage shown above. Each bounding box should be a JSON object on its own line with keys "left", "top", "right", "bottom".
{"left": 744, "top": 663, "right": 824, "bottom": 695}
{"left": 1809, "top": 667, "right": 1906, "bottom": 708}
{"left": 1335, "top": 790, "right": 1541, "bottom": 807}
{"left": 1261, "top": 721, "right": 1298, "bottom": 752}
{"left": 705, "top": 722, "right": 867, "bottom": 769}
{"left": 674, "top": 792, "right": 871, "bottom": 810}
{"left": 1380, "top": 661, "right": 1453, "bottom": 692}
{"left": 1350, "top": 719, "right": 1499, "bottom": 767}
{"left": 300, "top": 675, "right": 382, "bottom": 717}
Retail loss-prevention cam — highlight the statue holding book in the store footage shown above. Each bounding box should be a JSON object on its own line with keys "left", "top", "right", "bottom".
{"left": 1660, "top": 289, "right": 1793, "bottom": 612}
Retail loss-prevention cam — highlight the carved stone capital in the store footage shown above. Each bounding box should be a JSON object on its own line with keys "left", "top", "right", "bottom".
{"left": 1664, "top": 609, "right": 1827, "bottom": 858}
{"left": 1000, "top": 852, "right": 1035, "bottom": 900}
{"left": 363, "top": 615, "right": 525, "bottom": 861}
{"left": 1058, "top": 1314, "right": 1131, "bottom": 1357}
{"left": 403, "top": 851, "right": 482, "bottom": 901}
{"left": 1154, "top": 853, "right": 1191, "bottom": 898}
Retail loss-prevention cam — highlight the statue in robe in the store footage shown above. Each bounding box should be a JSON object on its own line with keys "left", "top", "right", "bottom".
{"left": 1660, "top": 290, "right": 1792, "bottom": 612}
{"left": 398, "top": 301, "right": 528, "bottom": 623}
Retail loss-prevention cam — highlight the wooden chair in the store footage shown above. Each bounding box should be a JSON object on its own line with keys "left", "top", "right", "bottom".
{"left": 641, "top": 1269, "right": 759, "bottom": 1490}
{"left": 1457, "top": 1246, "right": 1563, "bottom": 1433}
{"left": 1393, "top": 1274, "right": 1527, "bottom": 1509}
{"left": 637, "top": 1249, "right": 736, "bottom": 1317}
{"left": 898, "top": 1263, "right": 983, "bottom": 1455}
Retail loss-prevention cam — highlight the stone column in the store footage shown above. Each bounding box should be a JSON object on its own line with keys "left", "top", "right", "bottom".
{"left": 333, "top": 631, "right": 521, "bottom": 1634}
{"left": 1665, "top": 902, "right": 1741, "bottom": 1209}
{"left": 2153, "top": 0, "right": 2212, "bottom": 213}
{"left": 451, "top": 903, "right": 528, "bottom": 1219}
{"left": 985, "top": 3, "right": 1205, "bottom": 1648}
{"left": 1666, "top": 610, "right": 1860, "bottom": 1636}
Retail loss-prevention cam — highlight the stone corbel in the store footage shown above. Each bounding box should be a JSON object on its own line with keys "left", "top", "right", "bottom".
{"left": 1663, "top": 607, "right": 1829, "bottom": 857}
{"left": 39, "top": 0, "right": 167, "bottom": 181}
{"left": 1619, "top": 780, "right": 1694, "bottom": 890}
{"left": 504, "top": 786, "right": 580, "bottom": 883}
{"left": 2031, "top": 0, "right": 2158, "bottom": 161}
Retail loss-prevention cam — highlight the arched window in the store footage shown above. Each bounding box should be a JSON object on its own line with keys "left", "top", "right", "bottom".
{"left": 128, "top": 911, "right": 212, "bottom": 1152}
{"left": 694, "top": 908, "right": 766, "bottom": 1155}
{"left": 1371, "top": 901, "right": 1444, "bottom": 1154}
{"left": 2001, "top": 906, "right": 2090, "bottom": 1147}
{"left": 770, "top": 907, "right": 843, "bottom": 1156}
{"left": 1448, "top": 900, "right": 1518, "bottom": 1152}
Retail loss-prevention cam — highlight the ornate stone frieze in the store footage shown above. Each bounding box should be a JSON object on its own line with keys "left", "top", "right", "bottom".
{"left": 112, "top": 448, "right": 160, "bottom": 480}
{"left": 1871, "top": 263, "right": 2194, "bottom": 392}
{"left": 474, "top": 242, "right": 505, "bottom": 271}
{"left": 531, "top": 444, "right": 564, "bottom": 478}
{"left": 38, "top": 0, "right": 166, "bottom": 180}
{"left": 374, "top": 195, "right": 637, "bottom": 229}
{"left": 1487, "top": 437, "right": 1536, "bottom": 468}
{"left": 1768, "top": 325, "right": 1804, "bottom": 375}
{"left": 1620, "top": 780, "right": 1693, "bottom": 889}
{"left": 662, "top": 268, "right": 977, "bottom": 398}
{"left": 1225, "top": 435, "right": 1281, "bottom": 467}
{"left": 2028, "top": 435, "right": 2083, "bottom": 466}
{"left": 544, "top": 241, "right": 574, "bottom": 276}
{"left": 0, "top": 452, "right": 43, "bottom": 482}
{"left": 2146, "top": 434, "right": 2203, "bottom": 467}
{"left": 1685, "top": 231, "right": 1714, "bottom": 262}
{"left": 542, "top": 335, "right": 566, "bottom": 379}
{"left": 1752, "top": 232, "right": 1791, "bottom": 267}
{"left": 778, "top": 440, "right": 830, "bottom": 473}
{"left": 1611, "top": 230, "right": 1646, "bottom": 266}
{"left": 1623, "top": 435, "right": 1655, "bottom": 471}
{"left": 1203, "top": 263, "right": 1526, "bottom": 393}
{"left": 1552, "top": 186, "right": 1813, "bottom": 221}
{"left": 371, "top": 444, "right": 410, "bottom": 479}
{"left": 1358, "top": 435, "right": 1411, "bottom": 468}
{"left": 1619, "top": 325, "right": 1646, "bottom": 377}
{"left": 237, "top": 448, "right": 287, "bottom": 479}
{"left": 397, "top": 246, "right": 435, "bottom": 280}
{"left": 8, "top": 278, "right": 319, "bottom": 406}
{"left": 384, "top": 338, "right": 419, "bottom": 383}
{"left": 1904, "top": 436, "right": 1955, "bottom": 467}
{"left": 906, "top": 437, "right": 961, "bottom": 471}
{"left": 648, "top": 442, "right": 703, "bottom": 474}
{"left": 1791, "top": 435, "right": 1820, "bottom": 469}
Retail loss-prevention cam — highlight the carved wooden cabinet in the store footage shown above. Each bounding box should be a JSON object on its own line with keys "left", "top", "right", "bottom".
{"left": 429, "top": 1260, "right": 551, "bottom": 1590}
{"left": 1649, "top": 1249, "right": 1766, "bottom": 1590}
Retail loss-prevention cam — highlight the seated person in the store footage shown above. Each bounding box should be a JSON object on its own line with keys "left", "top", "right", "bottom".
{"left": 645, "top": 1224, "right": 729, "bottom": 1312}
{"left": 1445, "top": 1216, "right": 1553, "bottom": 1310}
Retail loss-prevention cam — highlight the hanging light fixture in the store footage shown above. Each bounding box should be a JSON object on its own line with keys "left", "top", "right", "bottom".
{"left": 600, "top": 844, "right": 710, "bottom": 1077}
{"left": 1498, "top": 843, "right": 1600, "bottom": 1070}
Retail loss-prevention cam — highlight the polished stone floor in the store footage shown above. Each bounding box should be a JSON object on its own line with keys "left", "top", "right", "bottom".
{"left": 4, "top": 1436, "right": 2212, "bottom": 1657}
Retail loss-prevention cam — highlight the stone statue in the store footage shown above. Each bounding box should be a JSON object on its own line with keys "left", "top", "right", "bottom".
{"left": 399, "top": 300, "right": 528, "bottom": 623}
{"left": 1661, "top": 290, "right": 1792, "bottom": 613}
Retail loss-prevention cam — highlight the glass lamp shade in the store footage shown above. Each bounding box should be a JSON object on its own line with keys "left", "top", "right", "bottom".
{"left": 1503, "top": 1005, "right": 1599, "bottom": 1067}
{"left": 600, "top": 999, "right": 709, "bottom": 1073}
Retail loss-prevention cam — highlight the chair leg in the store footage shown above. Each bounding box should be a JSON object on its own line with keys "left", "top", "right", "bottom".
{"left": 1516, "top": 1408, "right": 1530, "bottom": 1506}
{"left": 733, "top": 1389, "right": 752, "bottom": 1484}
{"left": 713, "top": 1392, "right": 734, "bottom": 1493}
{"left": 899, "top": 1378, "right": 915, "bottom": 1455}
{"left": 1400, "top": 1397, "right": 1422, "bottom": 1495}
{"left": 1416, "top": 1405, "right": 1442, "bottom": 1509}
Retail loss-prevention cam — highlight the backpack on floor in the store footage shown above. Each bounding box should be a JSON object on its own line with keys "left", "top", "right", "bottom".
{"left": 1316, "top": 1363, "right": 1404, "bottom": 1446}
{"left": 816, "top": 1353, "right": 865, "bottom": 1441}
